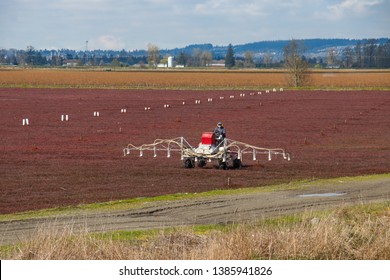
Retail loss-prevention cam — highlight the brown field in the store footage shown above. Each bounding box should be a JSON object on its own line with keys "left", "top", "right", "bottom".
{"left": 0, "top": 68, "right": 390, "bottom": 88}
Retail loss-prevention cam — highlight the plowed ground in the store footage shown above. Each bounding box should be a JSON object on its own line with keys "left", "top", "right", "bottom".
{"left": 1, "top": 88, "right": 390, "bottom": 214}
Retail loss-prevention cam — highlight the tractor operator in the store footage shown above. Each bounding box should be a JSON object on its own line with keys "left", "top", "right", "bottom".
{"left": 214, "top": 122, "right": 226, "bottom": 144}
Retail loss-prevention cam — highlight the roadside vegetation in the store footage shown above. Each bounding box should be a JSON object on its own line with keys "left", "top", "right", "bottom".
{"left": 1, "top": 201, "right": 389, "bottom": 260}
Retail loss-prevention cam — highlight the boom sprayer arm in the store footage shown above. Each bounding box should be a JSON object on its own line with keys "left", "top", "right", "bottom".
{"left": 123, "top": 135, "right": 290, "bottom": 169}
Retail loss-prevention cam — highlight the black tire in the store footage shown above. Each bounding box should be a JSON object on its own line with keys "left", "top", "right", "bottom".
{"left": 184, "top": 158, "right": 194, "bottom": 168}
{"left": 233, "top": 158, "right": 242, "bottom": 169}
{"left": 218, "top": 161, "right": 227, "bottom": 170}
{"left": 198, "top": 158, "right": 207, "bottom": 168}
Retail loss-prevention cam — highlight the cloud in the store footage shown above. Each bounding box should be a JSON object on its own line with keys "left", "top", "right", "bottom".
{"left": 194, "top": 0, "right": 267, "bottom": 16}
{"left": 327, "top": 0, "right": 383, "bottom": 20}
{"left": 52, "top": 0, "right": 113, "bottom": 11}
{"left": 92, "top": 35, "right": 125, "bottom": 50}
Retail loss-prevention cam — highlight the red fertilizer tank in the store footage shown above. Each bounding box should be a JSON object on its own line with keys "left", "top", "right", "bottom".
{"left": 201, "top": 132, "right": 216, "bottom": 145}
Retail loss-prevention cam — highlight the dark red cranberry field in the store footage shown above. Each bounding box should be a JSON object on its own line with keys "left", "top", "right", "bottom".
{"left": 1, "top": 88, "right": 389, "bottom": 213}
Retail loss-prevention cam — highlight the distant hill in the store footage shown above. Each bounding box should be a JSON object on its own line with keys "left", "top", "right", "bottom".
{"left": 131, "top": 38, "right": 389, "bottom": 58}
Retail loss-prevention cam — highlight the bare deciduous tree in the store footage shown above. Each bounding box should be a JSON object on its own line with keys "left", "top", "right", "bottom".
{"left": 327, "top": 48, "right": 338, "bottom": 66}
{"left": 192, "top": 48, "right": 202, "bottom": 67}
{"left": 201, "top": 51, "right": 212, "bottom": 67}
{"left": 342, "top": 46, "right": 354, "bottom": 68}
{"left": 147, "top": 43, "right": 160, "bottom": 67}
{"left": 284, "top": 39, "right": 309, "bottom": 87}
{"left": 263, "top": 52, "right": 272, "bottom": 67}
{"left": 244, "top": 51, "right": 255, "bottom": 68}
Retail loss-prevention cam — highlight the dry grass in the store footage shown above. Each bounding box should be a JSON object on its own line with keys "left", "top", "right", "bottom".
{"left": 2, "top": 203, "right": 389, "bottom": 260}
{"left": 0, "top": 68, "right": 389, "bottom": 89}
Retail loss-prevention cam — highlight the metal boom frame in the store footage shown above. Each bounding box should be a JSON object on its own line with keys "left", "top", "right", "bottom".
{"left": 123, "top": 137, "right": 290, "bottom": 167}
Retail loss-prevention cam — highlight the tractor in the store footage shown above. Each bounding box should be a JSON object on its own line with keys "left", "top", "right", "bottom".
{"left": 123, "top": 131, "right": 290, "bottom": 169}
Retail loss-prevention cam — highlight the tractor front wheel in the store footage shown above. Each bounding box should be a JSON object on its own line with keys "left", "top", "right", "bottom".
{"left": 198, "top": 158, "right": 207, "bottom": 168}
{"left": 184, "top": 158, "right": 195, "bottom": 168}
{"left": 218, "top": 160, "right": 227, "bottom": 170}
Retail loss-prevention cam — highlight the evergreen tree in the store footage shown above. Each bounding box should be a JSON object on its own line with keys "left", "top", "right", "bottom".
{"left": 177, "top": 52, "right": 187, "bottom": 66}
{"left": 225, "top": 44, "right": 235, "bottom": 68}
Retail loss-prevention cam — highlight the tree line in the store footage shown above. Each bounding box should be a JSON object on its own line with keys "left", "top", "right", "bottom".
{"left": 318, "top": 39, "right": 390, "bottom": 69}
{"left": 1, "top": 39, "right": 389, "bottom": 69}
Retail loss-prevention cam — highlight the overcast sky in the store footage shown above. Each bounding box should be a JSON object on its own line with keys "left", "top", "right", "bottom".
{"left": 0, "top": 0, "right": 389, "bottom": 50}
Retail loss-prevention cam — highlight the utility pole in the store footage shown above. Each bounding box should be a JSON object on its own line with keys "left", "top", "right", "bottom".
{"left": 84, "top": 40, "right": 88, "bottom": 65}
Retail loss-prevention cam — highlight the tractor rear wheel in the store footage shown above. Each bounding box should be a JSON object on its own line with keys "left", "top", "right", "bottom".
{"left": 233, "top": 158, "right": 242, "bottom": 169}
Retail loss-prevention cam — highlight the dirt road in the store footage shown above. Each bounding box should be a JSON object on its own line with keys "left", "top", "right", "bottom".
{"left": 1, "top": 176, "right": 389, "bottom": 246}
